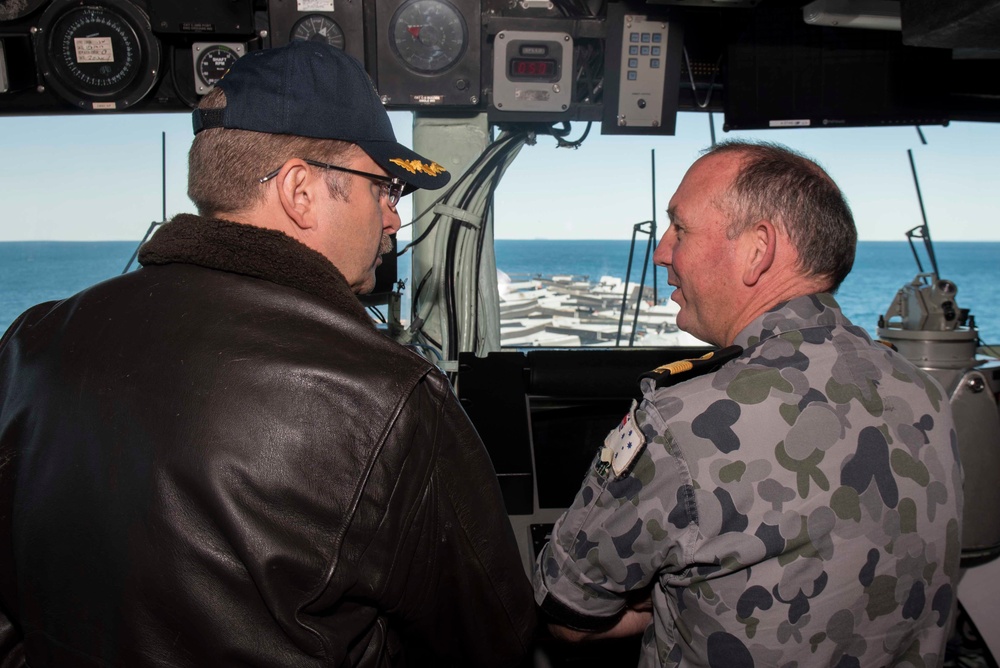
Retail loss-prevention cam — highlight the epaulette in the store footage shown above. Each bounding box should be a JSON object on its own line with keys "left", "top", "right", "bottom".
{"left": 639, "top": 345, "right": 743, "bottom": 388}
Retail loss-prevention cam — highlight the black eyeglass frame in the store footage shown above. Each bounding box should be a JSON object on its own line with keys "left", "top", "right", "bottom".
{"left": 258, "top": 158, "right": 406, "bottom": 209}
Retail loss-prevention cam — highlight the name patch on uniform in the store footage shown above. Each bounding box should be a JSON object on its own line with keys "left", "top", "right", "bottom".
{"left": 598, "top": 400, "right": 646, "bottom": 479}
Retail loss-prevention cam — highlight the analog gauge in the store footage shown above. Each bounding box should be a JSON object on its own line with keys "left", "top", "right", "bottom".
{"left": 291, "top": 15, "right": 345, "bottom": 50}
{"left": 35, "top": 0, "right": 160, "bottom": 109}
{"left": 196, "top": 44, "right": 240, "bottom": 90}
{"left": 0, "top": 0, "right": 48, "bottom": 22}
{"left": 48, "top": 6, "right": 142, "bottom": 97}
{"left": 389, "top": 0, "right": 467, "bottom": 75}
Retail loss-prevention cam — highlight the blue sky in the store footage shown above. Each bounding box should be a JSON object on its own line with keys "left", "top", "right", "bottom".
{"left": 1, "top": 110, "right": 998, "bottom": 242}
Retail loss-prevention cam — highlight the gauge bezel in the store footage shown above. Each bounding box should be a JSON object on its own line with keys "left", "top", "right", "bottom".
{"left": 388, "top": 0, "right": 469, "bottom": 76}
{"left": 33, "top": 0, "right": 160, "bottom": 111}
{"left": 192, "top": 41, "right": 245, "bottom": 95}
{"left": 0, "top": 0, "right": 49, "bottom": 22}
{"left": 290, "top": 14, "right": 346, "bottom": 50}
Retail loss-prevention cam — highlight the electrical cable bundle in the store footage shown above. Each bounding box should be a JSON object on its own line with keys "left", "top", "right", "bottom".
{"left": 400, "top": 119, "right": 599, "bottom": 365}
{"left": 413, "top": 130, "right": 530, "bottom": 361}
{"left": 401, "top": 130, "right": 530, "bottom": 364}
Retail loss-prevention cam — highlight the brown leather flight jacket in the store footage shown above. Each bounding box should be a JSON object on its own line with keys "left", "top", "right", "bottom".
{"left": 0, "top": 216, "right": 536, "bottom": 667}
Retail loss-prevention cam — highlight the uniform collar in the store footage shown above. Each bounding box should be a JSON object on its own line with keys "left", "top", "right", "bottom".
{"left": 733, "top": 293, "right": 850, "bottom": 350}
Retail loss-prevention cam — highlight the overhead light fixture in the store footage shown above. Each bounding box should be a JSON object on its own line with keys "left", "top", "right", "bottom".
{"left": 803, "top": 0, "right": 901, "bottom": 31}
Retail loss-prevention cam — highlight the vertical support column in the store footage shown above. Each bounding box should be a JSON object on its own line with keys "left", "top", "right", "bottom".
{"left": 410, "top": 112, "right": 499, "bottom": 360}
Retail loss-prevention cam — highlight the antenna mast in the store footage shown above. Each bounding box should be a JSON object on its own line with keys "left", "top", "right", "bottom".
{"left": 906, "top": 148, "right": 940, "bottom": 279}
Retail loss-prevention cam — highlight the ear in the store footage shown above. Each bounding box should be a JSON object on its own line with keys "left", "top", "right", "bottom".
{"left": 742, "top": 219, "right": 776, "bottom": 286}
{"left": 273, "top": 160, "right": 319, "bottom": 231}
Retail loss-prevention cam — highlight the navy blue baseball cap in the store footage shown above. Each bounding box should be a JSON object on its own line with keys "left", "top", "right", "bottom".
{"left": 192, "top": 41, "right": 450, "bottom": 192}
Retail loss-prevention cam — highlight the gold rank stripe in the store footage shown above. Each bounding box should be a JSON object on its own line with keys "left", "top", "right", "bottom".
{"left": 389, "top": 158, "right": 447, "bottom": 176}
{"left": 652, "top": 351, "right": 716, "bottom": 376}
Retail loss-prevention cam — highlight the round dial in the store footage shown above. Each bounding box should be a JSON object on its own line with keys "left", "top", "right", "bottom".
{"left": 48, "top": 5, "right": 142, "bottom": 97}
{"left": 197, "top": 44, "right": 240, "bottom": 89}
{"left": 291, "top": 14, "right": 345, "bottom": 50}
{"left": 35, "top": 0, "right": 160, "bottom": 109}
{"left": 389, "top": 0, "right": 467, "bottom": 75}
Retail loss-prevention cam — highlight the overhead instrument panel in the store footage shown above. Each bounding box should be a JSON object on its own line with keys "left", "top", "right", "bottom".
{"left": 191, "top": 42, "right": 245, "bottom": 95}
{"left": 32, "top": 0, "right": 161, "bottom": 111}
{"left": 266, "top": 0, "right": 365, "bottom": 65}
{"left": 491, "top": 30, "right": 573, "bottom": 115}
{"left": 375, "top": 0, "right": 481, "bottom": 108}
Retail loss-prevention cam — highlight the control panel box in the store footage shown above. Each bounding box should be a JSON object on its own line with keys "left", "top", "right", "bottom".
{"left": 491, "top": 30, "right": 573, "bottom": 114}
{"left": 601, "top": 5, "right": 683, "bottom": 135}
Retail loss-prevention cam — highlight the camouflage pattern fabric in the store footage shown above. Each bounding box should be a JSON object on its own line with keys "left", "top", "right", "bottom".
{"left": 534, "top": 294, "right": 963, "bottom": 667}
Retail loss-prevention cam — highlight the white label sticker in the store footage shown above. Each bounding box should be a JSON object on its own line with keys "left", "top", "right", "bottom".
{"left": 297, "top": 0, "right": 335, "bottom": 11}
{"left": 769, "top": 119, "right": 811, "bottom": 127}
{"left": 411, "top": 94, "right": 444, "bottom": 105}
{"left": 74, "top": 37, "right": 114, "bottom": 63}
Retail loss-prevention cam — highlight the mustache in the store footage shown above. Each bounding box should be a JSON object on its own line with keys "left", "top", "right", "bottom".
{"left": 379, "top": 234, "right": 393, "bottom": 256}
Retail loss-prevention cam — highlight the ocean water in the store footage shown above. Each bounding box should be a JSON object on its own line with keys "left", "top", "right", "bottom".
{"left": 490, "top": 239, "right": 1000, "bottom": 343}
{"left": 0, "top": 242, "right": 138, "bottom": 333}
{"left": 2, "top": 240, "right": 998, "bottom": 344}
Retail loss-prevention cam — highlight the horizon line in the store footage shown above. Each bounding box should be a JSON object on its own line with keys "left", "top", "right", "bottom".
{"left": 2, "top": 238, "right": 1000, "bottom": 244}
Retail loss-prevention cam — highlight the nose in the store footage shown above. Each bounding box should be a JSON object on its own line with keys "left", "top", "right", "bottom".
{"left": 653, "top": 231, "right": 672, "bottom": 267}
{"left": 384, "top": 204, "right": 402, "bottom": 235}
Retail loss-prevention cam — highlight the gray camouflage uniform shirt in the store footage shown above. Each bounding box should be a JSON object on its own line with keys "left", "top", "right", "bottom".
{"left": 534, "top": 294, "right": 963, "bottom": 668}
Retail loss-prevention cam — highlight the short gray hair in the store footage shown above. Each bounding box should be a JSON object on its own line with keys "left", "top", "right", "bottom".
{"left": 704, "top": 140, "right": 857, "bottom": 291}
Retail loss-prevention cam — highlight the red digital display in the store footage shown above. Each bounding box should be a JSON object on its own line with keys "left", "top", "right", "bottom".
{"left": 509, "top": 58, "right": 557, "bottom": 80}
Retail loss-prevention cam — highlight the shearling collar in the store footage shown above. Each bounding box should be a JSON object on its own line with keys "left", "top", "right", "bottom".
{"left": 137, "top": 214, "right": 373, "bottom": 327}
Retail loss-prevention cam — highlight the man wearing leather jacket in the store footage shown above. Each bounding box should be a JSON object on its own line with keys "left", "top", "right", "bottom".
{"left": 0, "top": 41, "right": 536, "bottom": 667}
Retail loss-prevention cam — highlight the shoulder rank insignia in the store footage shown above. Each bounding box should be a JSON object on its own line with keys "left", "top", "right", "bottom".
{"left": 596, "top": 400, "right": 646, "bottom": 479}
{"left": 639, "top": 345, "right": 743, "bottom": 389}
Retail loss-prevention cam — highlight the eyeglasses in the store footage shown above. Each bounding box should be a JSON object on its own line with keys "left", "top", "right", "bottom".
{"left": 259, "top": 158, "right": 406, "bottom": 210}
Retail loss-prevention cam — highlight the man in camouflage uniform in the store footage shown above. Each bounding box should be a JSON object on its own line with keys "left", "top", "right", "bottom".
{"left": 533, "top": 141, "right": 963, "bottom": 667}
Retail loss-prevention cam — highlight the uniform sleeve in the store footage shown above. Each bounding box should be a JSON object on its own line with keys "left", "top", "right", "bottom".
{"left": 387, "top": 373, "right": 537, "bottom": 667}
{"left": 532, "top": 398, "right": 697, "bottom": 631}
